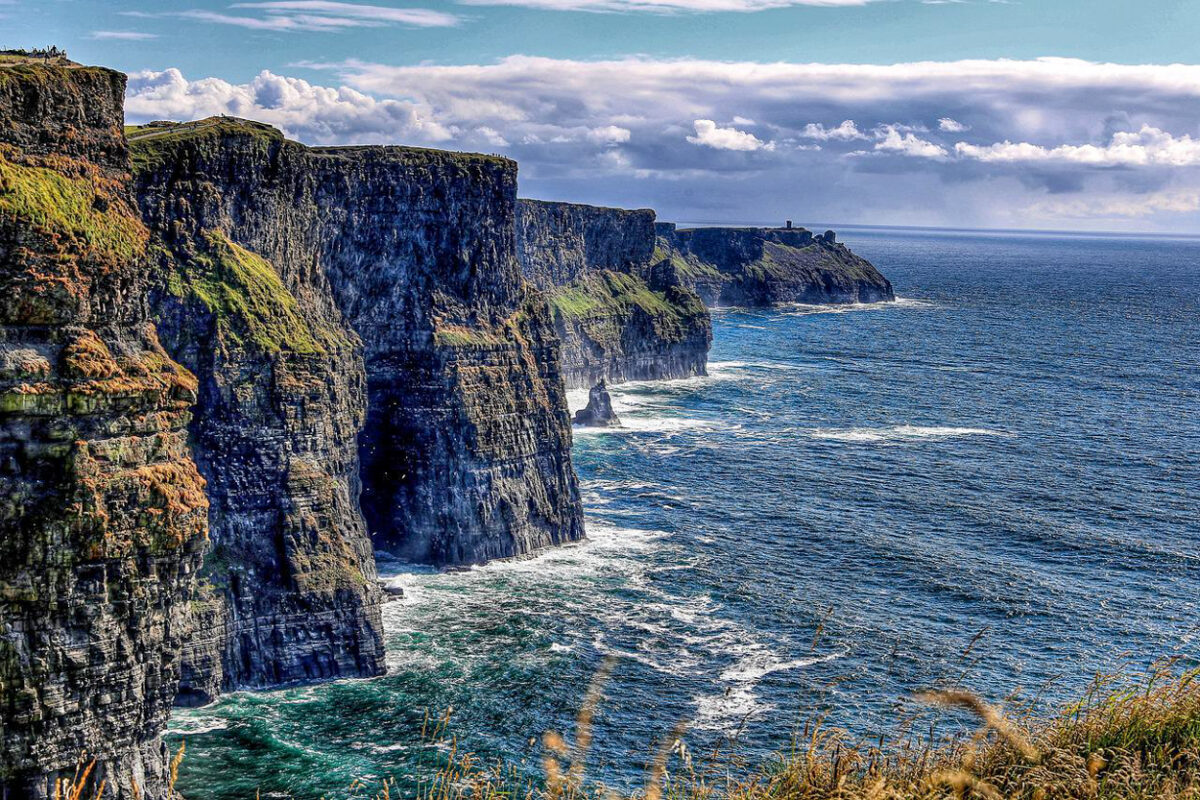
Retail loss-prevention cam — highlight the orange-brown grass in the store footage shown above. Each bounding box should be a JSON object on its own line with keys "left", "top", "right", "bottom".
{"left": 367, "top": 663, "right": 1200, "bottom": 800}
{"left": 64, "top": 664, "right": 1200, "bottom": 800}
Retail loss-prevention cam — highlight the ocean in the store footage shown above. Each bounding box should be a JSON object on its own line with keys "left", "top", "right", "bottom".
{"left": 168, "top": 227, "right": 1200, "bottom": 799}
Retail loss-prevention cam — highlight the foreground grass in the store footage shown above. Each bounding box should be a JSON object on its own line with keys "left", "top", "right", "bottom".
{"left": 401, "top": 663, "right": 1200, "bottom": 800}
{"left": 64, "top": 662, "right": 1200, "bottom": 800}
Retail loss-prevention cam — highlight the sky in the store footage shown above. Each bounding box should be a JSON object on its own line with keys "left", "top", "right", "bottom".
{"left": 7, "top": 0, "right": 1200, "bottom": 232}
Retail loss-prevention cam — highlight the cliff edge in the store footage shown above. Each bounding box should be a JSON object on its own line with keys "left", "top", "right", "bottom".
{"left": 131, "top": 120, "right": 584, "bottom": 578}
{"left": 517, "top": 200, "right": 711, "bottom": 388}
{"left": 130, "top": 118, "right": 386, "bottom": 704}
{"left": 0, "top": 64, "right": 207, "bottom": 799}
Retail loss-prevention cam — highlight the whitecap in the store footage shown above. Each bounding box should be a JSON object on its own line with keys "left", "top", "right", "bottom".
{"left": 806, "top": 425, "right": 1009, "bottom": 443}
{"left": 166, "top": 715, "right": 229, "bottom": 736}
{"left": 719, "top": 651, "right": 845, "bottom": 683}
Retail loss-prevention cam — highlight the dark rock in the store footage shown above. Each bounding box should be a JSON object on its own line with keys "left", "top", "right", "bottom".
{"left": 517, "top": 200, "right": 712, "bottom": 388}
{"left": 0, "top": 63, "right": 207, "bottom": 800}
{"left": 382, "top": 583, "right": 405, "bottom": 599}
{"left": 656, "top": 225, "right": 894, "bottom": 306}
{"left": 131, "top": 119, "right": 386, "bottom": 704}
{"left": 573, "top": 381, "right": 621, "bottom": 427}
{"left": 131, "top": 119, "right": 584, "bottom": 577}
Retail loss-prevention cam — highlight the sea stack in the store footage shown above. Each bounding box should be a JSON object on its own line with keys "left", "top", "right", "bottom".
{"left": 573, "top": 381, "right": 622, "bottom": 427}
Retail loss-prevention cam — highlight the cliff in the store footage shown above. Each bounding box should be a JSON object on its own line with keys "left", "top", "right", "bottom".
{"left": 517, "top": 200, "right": 711, "bottom": 388}
{"left": 0, "top": 64, "right": 208, "bottom": 798}
{"left": 132, "top": 120, "right": 583, "bottom": 580}
{"left": 130, "top": 120, "right": 386, "bottom": 704}
{"left": 655, "top": 224, "right": 894, "bottom": 306}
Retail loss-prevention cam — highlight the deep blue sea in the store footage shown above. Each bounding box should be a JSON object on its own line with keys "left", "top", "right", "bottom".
{"left": 169, "top": 228, "right": 1199, "bottom": 799}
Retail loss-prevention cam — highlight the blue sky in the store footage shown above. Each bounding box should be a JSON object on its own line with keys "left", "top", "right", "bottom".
{"left": 8, "top": 0, "right": 1200, "bottom": 231}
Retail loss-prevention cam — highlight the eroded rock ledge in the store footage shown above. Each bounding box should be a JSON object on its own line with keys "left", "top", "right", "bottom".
{"left": 517, "top": 199, "right": 711, "bottom": 388}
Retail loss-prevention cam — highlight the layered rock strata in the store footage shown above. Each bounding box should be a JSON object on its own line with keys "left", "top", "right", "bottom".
{"left": 132, "top": 120, "right": 583, "bottom": 580}
{"left": 130, "top": 120, "right": 386, "bottom": 704}
{"left": 517, "top": 200, "right": 711, "bottom": 388}
{"left": 655, "top": 223, "right": 894, "bottom": 306}
{"left": 0, "top": 63, "right": 208, "bottom": 799}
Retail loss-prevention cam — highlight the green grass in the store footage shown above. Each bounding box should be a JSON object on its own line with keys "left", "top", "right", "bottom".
{"left": 129, "top": 118, "right": 286, "bottom": 172}
{"left": 547, "top": 270, "right": 707, "bottom": 351}
{"left": 550, "top": 271, "right": 678, "bottom": 321}
{"left": 160, "top": 230, "right": 347, "bottom": 355}
{"left": 127, "top": 116, "right": 513, "bottom": 173}
{"left": 653, "top": 241, "right": 723, "bottom": 281}
{"left": 0, "top": 151, "right": 145, "bottom": 268}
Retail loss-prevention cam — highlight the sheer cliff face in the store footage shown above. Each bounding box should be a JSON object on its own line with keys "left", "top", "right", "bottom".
{"left": 517, "top": 200, "right": 711, "bottom": 389}
{"left": 0, "top": 65, "right": 207, "bottom": 799}
{"left": 131, "top": 121, "right": 386, "bottom": 704}
{"left": 656, "top": 224, "right": 895, "bottom": 306}
{"left": 133, "top": 121, "right": 583, "bottom": 577}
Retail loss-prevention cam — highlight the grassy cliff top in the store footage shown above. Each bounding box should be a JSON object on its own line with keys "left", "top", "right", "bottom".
{"left": 519, "top": 197, "right": 656, "bottom": 216}
{"left": 0, "top": 55, "right": 75, "bottom": 66}
{"left": 127, "top": 117, "right": 285, "bottom": 146}
{"left": 127, "top": 116, "right": 513, "bottom": 169}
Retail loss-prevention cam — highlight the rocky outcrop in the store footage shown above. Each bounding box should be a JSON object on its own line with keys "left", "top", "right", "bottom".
{"left": 573, "top": 381, "right": 620, "bottom": 427}
{"left": 655, "top": 223, "right": 894, "bottom": 306}
{"left": 130, "top": 120, "right": 386, "bottom": 704}
{"left": 132, "top": 119, "right": 583, "bottom": 579}
{"left": 517, "top": 200, "right": 711, "bottom": 388}
{"left": 0, "top": 64, "right": 207, "bottom": 799}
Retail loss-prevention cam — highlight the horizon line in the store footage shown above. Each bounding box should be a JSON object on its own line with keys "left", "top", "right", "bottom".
{"left": 671, "top": 219, "right": 1200, "bottom": 240}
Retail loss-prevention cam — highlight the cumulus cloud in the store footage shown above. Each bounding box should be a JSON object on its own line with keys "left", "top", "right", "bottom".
{"left": 802, "top": 120, "right": 868, "bottom": 141}
{"left": 125, "top": 68, "right": 455, "bottom": 144}
{"left": 125, "top": 57, "right": 1200, "bottom": 230}
{"left": 588, "top": 125, "right": 633, "bottom": 144}
{"left": 955, "top": 125, "right": 1200, "bottom": 167}
{"left": 872, "top": 125, "right": 948, "bottom": 159}
{"left": 687, "top": 119, "right": 773, "bottom": 151}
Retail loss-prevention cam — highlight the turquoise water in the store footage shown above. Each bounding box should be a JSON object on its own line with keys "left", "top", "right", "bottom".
{"left": 169, "top": 228, "right": 1200, "bottom": 799}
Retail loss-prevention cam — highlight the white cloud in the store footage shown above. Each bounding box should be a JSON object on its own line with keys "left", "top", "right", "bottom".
{"left": 89, "top": 30, "right": 158, "bottom": 40}
{"left": 938, "top": 117, "right": 968, "bottom": 132}
{"left": 177, "top": 1, "right": 459, "bottom": 30}
{"left": 801, "top": 120, "right": 867, "bottom": 141}
{"left": 687, "top": 119, "right": 773, "bottom": 151}
{"left": 125, "top": 68, "right": 455, "bottom": 145}
{"left": 125, "top": 57, "right": 1200, "bottom": 230}
{"left": 476, "top": 126, "right": 510, "bottom": 146}
{"left": 955, "top": 125, "right": 1200, "bottom": 167}
{"left": 587, "top": 125, "right": 632, "bottom": 144}
{"left": 459, "top": 0, "right": 876, "bottom": 12}
{"left": 873, "top": 125, "right": 948, "bottom": 159}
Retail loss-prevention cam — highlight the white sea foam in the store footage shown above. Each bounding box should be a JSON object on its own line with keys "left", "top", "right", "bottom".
{"left": 719, "top": 651, "right": 845, "bottom": 683}
{"left": 166, "top": 715, "right": 229, "bottom": 735}
{"left": 807, "top": 425, "right": 1009, "bottom": 443}
{"left": 778, "top": 296, "right": 935, "bottom": 316}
